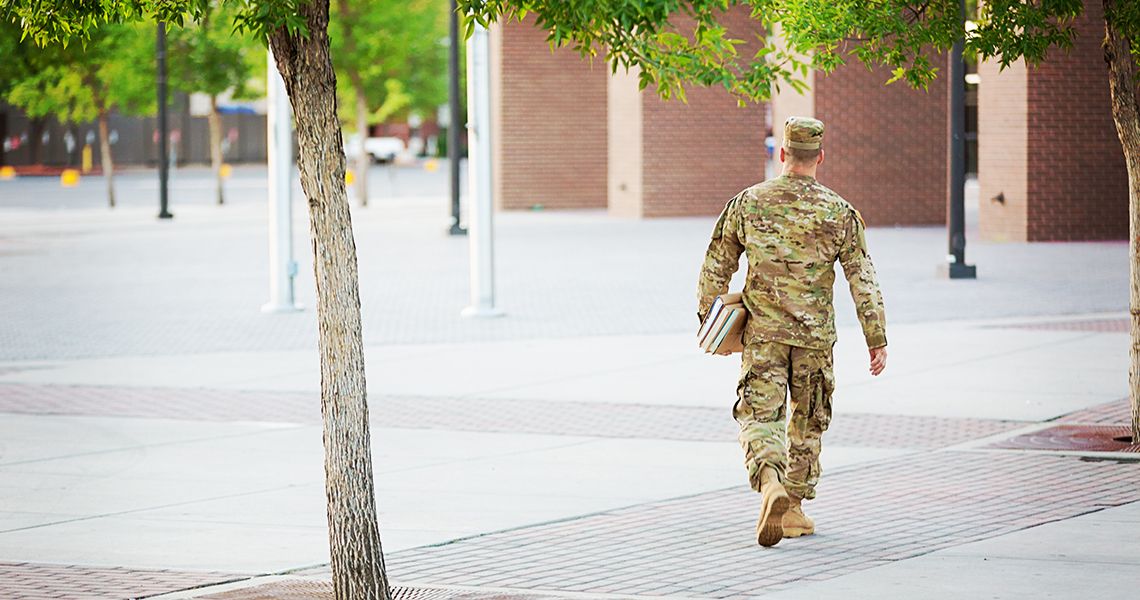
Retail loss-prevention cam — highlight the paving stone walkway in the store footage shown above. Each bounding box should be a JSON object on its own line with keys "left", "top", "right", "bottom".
{"left": 376, "top": 451, "right": 1140, "bottom": 598}
{"left": 1, "top": 176, "right": 1135, "bottom": 600}
{"left": 0, "top": 562, "right": 249, "bottom": 600}
{"left": 0, "top": 382, "right": 1024, "bottom": 447}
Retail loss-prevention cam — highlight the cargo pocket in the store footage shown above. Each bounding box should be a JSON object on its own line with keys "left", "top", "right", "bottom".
{"left": 813, "top": 368, "right": 834, "bottom": 432}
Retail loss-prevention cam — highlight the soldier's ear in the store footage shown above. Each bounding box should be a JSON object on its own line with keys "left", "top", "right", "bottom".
{"left": 779, "top": 147, "right": 787, "bottom": 164}
{"left": 817, "top": 149, "right": 825, "bottom": 166}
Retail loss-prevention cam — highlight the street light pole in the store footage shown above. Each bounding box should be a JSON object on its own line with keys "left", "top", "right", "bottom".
{"left": 461, "top": 22, "right": 502, "bottom": 318}
{"left": 448, "top": 0, "right": 466, "bottom": 236}
{"left": 156, "top": 22, "right": 173, "bottom": 220}
{"left": 262, "top": 50, "right": 302, "bottom": 314}
{"left": 941, "top": 0, "right": 975, "bottom": 279}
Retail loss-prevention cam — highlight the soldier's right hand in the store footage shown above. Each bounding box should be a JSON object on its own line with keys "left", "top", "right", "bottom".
{"left": 869, "top": 346, "right": 887, "bottom": 376}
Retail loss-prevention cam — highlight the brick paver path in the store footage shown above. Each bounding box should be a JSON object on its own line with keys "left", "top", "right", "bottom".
{"left": 200, "top": 581, "right": 570, "bottom": 600}
{"left": 1058, "top": 397, "right": 1133, "bottom": 424}
{"left": 0, "top": 391, "right": 1130, "bottom": 599}
{"left": 0, "top": 562, "right": 249, "bottom": 600}
{"left": 0, "top": 383, "right": 1024, "bottom": 447}
{"left": 381, "top": 451, "right": 1140, "bottom": 598}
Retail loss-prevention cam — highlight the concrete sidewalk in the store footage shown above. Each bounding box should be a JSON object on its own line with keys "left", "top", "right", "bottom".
{"left": 0, "top": 176, "right": 1136, "bottom": 599}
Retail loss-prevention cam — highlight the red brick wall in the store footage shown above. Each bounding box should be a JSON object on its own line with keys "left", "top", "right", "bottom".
{"left": 1024, "top": 1, "right": 1127, "bottom": 241}
{"left": 640, "top": 89, "right": 766, "bottom": 218}
{"left": 493, "top": 18, "right": 608, "bottom": 210}
{"left": 814, "top": 62, "right": 948, "bottom": 226}
{"left": 639, "top": 8, "right": 766, "bottom": 218}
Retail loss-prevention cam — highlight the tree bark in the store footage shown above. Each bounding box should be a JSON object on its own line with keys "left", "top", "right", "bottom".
{"left": 1103, "top": 0, "right": 1140, "bottom": 442}
{"left": 97, "top": 110, "right": 115, "bottom": 208}
{"left": 267, "top": 2, "right": 391, "bottom": 598}
{"left": 208, "top": 95, "right": 225, "bottom": 205}
{"left": 354, "top": 82, "right": 370, "bottom": 207}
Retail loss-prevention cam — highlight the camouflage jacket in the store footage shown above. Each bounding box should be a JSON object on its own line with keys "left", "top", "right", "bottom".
{"left": 697, "top": 173, "right": 887, "bottom": 350}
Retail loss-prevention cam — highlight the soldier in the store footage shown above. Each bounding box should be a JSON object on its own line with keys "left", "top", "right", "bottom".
{"left": 697, "top": 116, "right": 888, "bottom": 547}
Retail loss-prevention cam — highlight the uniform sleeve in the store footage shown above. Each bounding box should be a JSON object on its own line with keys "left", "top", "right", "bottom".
{"left": 838, "top": 209, "right": 888, "bottom": 348}
{"left": 696, "top": 196, "right": 745, "bottom": 322}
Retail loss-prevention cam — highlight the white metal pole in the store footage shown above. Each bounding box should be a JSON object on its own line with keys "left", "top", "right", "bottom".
{"left": 461, "top": 23, "right": 503, "bottom": 318}
{"left": 262, "top": 51, "right": 302, "bottom": 314}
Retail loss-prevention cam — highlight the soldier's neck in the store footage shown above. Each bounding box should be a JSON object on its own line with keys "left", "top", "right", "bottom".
{"left": 781, "top": 166, "right": 817, "bottom": 179}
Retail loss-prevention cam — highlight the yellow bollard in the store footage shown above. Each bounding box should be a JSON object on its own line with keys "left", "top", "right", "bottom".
{"left": 0, "top": 166, "right": 15, "bottom": 180}
{"left": 81, "top": 145, "right": 93, "bottom": 173}
{"left": 345, "top": 169, "right": 355, "bottom": 185}
{"left": 220, "top": 164, "right": 233, "bottom": 179}
{"left": 60, "top": 169, "right": 80, "bottom": 187}
{"left": 424, "top": 159, "right": 439, "bottom": 172}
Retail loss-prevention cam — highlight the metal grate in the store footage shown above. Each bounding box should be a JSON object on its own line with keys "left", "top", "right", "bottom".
{"left": 989, "top": 424, "right": 1140, "bottom": 453}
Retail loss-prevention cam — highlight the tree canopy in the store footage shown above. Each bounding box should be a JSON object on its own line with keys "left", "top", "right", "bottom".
{"left": 5, "top": 23, "right": 155, "bottom": 124}
{"left": 329, "top": 0, "right": 448, "bottom": 130}
{"left": 167, "top": 1, "right": 265, "bottom": 101}
{"left": 457, "top": 0, "right": 1137, "bottom": 102}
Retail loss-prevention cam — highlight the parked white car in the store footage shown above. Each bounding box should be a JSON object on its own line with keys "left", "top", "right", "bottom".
{"left": 344, "top": 135, "right": 405, "bottom": 164}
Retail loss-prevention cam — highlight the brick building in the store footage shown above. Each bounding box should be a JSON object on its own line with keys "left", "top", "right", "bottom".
{"left": 490, "top": 9, "right": 1128, "bottom": 241}
{"left": 978, "top": 1, "right": 1128, "bottom": 242}
{"left": 490, "top": 11, "right": 765, "bottom": 217}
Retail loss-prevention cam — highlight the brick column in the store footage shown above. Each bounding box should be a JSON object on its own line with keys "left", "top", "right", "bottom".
{"left": 491, "top": 18, "right": 608, "bottom": 211}
{"left": 978, "top": 59, "right": 1028, "bottom": 241}
{"left": 979, "top": 2, "right": 1127, "bottom": 241}
{"left": 609, "top": 8, "right": 767, "bottom": 218}
{"left": 607, "top": 68, "right": 643, "bottom": 217}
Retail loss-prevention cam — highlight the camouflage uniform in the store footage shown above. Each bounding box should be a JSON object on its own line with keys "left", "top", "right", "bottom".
{"left": 697, "top": 117, "right": 887, "bottom": 501}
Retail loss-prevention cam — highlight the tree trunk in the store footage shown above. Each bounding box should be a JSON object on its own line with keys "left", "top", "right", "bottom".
{"left": 208, "top": 95, "right": 225, "bottom": 205}
{"left": 355, "top": 84, "right": 370, "bottom": 207}
{"left": 97, "top": 111, "right": 115, "bottom": 209}
{"left": 1103, "top": 0, "right": 1140, "bottom": 442}
{"left": 267, "top": 2, "right": 391, "bottom": 598}
{"left": 29, "top": 118, "right": 44, "bottom": 165}
{"left": 335, "top": 0, "right": 370, "bottom": 208}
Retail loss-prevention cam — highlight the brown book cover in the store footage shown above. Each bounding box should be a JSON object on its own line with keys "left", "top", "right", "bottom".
{"left": 712, "top": 306, "right": 747, "bottom": 354}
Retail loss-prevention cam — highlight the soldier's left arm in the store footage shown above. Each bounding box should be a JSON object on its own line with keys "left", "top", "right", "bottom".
{"left": 696, "top": 196, "right": 745, "bottom": 322}
{"left": 837, "top": 208, "right": 888, "bottom": 348}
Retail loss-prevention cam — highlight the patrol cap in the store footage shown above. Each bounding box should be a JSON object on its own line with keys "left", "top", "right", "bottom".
{"left": 783, "top": 116, "right": 824, "bottom": 150}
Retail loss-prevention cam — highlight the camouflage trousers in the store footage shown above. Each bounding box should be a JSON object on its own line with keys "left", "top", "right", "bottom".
{"left": 733, "top": 340, "right": 834, "bottom": 500}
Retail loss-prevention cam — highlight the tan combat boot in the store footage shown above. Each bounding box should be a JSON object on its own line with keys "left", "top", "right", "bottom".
{"left": 756, "top": 466, "right": 790, "bottom": 547}
{"left": 782, "top": 497, "right": 815, "bottom": 538}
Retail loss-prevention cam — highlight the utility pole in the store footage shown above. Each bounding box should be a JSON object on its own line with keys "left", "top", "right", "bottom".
{"left": 262, "top": 51, "right": 302, "bottom": 314}
{"left": 156, "top": 22, "right": 173, "bottom": 220}
{"left": 940, "top": 0, "right": 976, "bottom": 279}
{"left": 447, "top": 0, "right": 466, "bottom": 236}
{"left": 461, "top": 22, "right": 502, "bottom": 318}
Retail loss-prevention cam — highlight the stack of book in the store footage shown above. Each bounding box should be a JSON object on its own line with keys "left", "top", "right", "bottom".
{"left": 698, "top": 292, "right": 747, "bottom": 354}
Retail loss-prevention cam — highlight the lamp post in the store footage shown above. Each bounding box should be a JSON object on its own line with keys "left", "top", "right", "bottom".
{"left": 448, "top": 0, "right": 466, "bottom": 236}
{"left": 157, "top": 22, "right": 173, "bottom": 220}
{"left": 940, "top": 0, "right": 976, "bottom": 279}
